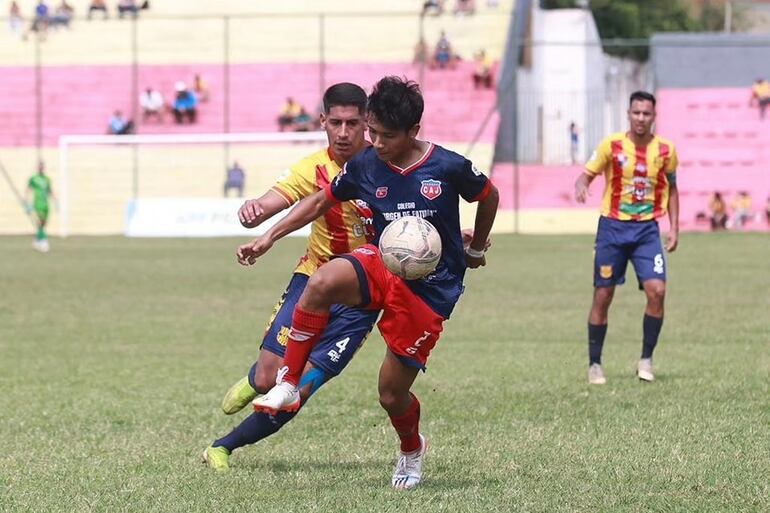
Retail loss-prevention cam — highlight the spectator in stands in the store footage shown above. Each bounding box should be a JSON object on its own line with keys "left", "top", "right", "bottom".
{"left": 421, "top": 0, "right": 445, "bottom": 16}
{"left": 731, "top": 191, "right": 752, "bottom": 230}
{"left": 87, "top": 0, "right": 108, "bottom": 19}
{"left": 708, "top": 191, "right": 728, "bottom": 231}
{"left": 8, "top": 2, "right": 24, "bottom": 36}
{"left": 117, "top": 0, "right": 139, "bottom": 18}
{"left": 172, "top": 81, "right": 198, "bottom": 124}
{"left": 277, "top": 97, "right": 301, "bottom": 132}
{"left": 293, "top": 107, "right": 313, "bottom": 132}
{"left": 50, "top": 1, "right": 74, "bottom": 29}
{"left": 27, "top": 0, "right": 50, "bottom": 39}
{"left": 472, "top": 49, "right": 493, "bottom": 89}
{"left": 224, "top": 161, "right": 246, "bottom": 198}
{"left": 569, "top": 121, "right": 580, "bottom": 165}
{"left": 750, "top": 78, "right": 770, "bottom": 120}
{"left": 454, "top": 0, "right": 475, "bottom": 16}
{"left": 193, "top": 74, "right": 209, "bottom": 103}
{"left": 433, "top": 31, "right": 455, "bottom": 70}
{"left": 107, "top": 110, "right": 134, "bottom": 135}
{"left": 140, "top": 87, "right": 164, "bottom": 122}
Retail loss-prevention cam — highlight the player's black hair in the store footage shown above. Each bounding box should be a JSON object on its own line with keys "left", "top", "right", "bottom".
{"left": 629, "top": 91, "right": 656, "bottom": 108}
{"left": 323, "top": 83, "right": 367, "bottom": 115}
{"left": 367, "top": 76, "right": 424, "bottom": 132}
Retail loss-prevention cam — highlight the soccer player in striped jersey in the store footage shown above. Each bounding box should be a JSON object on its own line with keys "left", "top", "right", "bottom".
{"left": 574, "top": 90, "right": 680, "bottom": 385}
{"left": 202, "top": 83, "right": 379, "bottom": 471}
{"left": 239, "top": 76, "right": 499, "bottom": 489}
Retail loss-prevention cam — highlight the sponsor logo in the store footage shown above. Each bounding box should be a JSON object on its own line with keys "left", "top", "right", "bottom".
{"left": 599, "top": 265, "right": 613, "bottom": 279}
{"left": 277, "top": 325, "right": 290, "bottom": 347}
{"left": 353, "top": 247, "right": 376, "bottom": 256}
{"left": 375, "top": 186, "right": 388, "bottom": 198}
{"left": 420, "top": 179, "right": 442, "bottom": 200}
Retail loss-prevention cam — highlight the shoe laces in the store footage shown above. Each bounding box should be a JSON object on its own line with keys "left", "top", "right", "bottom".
{"left": 275, "top": 365, "right": 289, "bottom": 385}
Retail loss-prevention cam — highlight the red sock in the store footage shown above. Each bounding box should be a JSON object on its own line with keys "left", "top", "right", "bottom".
{"left": 282, "top": 306, "right": 329, "bottom": 386}
{"left": 389, "top": 393, "right": 421, "bottom": 453}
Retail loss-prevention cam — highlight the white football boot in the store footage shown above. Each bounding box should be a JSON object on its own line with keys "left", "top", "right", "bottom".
{"left": 251, "top": 366, "right": 300, "bottom": 414}
{"left": 588, "top": 363, "right": 607, "bottom": 385}
{"left": 637, "top": 358, "right": 654, "bottom": 382}
{"left": 391, "top": 434, "right": 428, "bottom": 490}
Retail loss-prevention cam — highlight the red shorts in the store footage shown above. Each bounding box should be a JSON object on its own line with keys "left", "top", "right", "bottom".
{"left": 338, "top": 244, "right": 445, "bottom": 370}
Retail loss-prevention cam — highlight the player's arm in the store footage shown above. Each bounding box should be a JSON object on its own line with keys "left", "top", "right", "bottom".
{"left": 466, "top": 183, "right": 499, "bottom": 269}
{"left": 666, "top": 182, "right": 679, "bottom": 252}
{"left": 576, "top": 141, "right": 609, "bottom": 203}
{"left": 237, "top": 190, "right": 292, "bottom": 228}
{"left": 237, "top": 190, "right": 334, "bottom": 266}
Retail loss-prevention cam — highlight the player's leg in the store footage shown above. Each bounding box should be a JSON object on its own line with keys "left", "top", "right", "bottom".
{"left": 586, "top": 218, "right": 629, "bottom": 383}
{"left": 378, "top": 349, "right": 427, "bottom": 490}
{"left": 252, "top": 258, "right": 363, "bottom": 413}
{"left": 630, "top": 222, "right": 667, "bottom": 382}
{"left": 33, "top": 207, "right": 49, "bottom": 252}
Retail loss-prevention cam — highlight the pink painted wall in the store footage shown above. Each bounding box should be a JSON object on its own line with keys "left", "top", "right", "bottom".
{"left": 0, "top": 61, "right": 498, "bottom": 146}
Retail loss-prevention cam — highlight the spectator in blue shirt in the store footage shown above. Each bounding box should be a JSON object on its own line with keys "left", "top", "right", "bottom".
{"left": 224, "top": 161, "right": 246, "bottom": 197}
{"left": 172, "top": 82, "right": 198, "bottom": 124}
{"left": 107, "top": 110, "right": 134, "bottom": 135}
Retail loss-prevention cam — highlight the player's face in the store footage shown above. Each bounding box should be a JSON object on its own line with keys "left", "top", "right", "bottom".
{"left": 321, "top": 105, "right": 366, "bottom": 163}
{"left": 627, "top": 99, "right": 655, "bottom": 137}
{"left": 367, "top": 115, "right": 419, "bottom": 163}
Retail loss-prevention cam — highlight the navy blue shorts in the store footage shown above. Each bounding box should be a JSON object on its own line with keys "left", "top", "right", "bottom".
{"left": 260, "top": 273, "right": 379, "bottom": 376}
{"left": 593, "top": 216, "right": 666, "bottom": 288}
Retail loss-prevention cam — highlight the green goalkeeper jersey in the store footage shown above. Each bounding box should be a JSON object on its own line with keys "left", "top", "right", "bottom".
{"left": 28, "top": 174, "right": 52, "bottom": 211}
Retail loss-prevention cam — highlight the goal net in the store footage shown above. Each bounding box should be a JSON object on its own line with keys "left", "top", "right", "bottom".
{"left": 57, "top": 131, "right": 328, "bottom": 237}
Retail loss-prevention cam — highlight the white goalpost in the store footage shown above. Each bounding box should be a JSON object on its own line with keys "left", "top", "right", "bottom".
{"left": 57, "top": 131, "right": 329, "bottom": 238}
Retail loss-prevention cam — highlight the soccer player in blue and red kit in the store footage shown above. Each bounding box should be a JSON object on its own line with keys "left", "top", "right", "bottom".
{"left": 237, "top": 76, "right": 499, "bottom": 489}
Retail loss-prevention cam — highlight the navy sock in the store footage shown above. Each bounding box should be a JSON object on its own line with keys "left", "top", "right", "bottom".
{"left": 213, "top": 366, "right": 328, "bottom": 453}
{"left": 641, "top": 314, "right": 663, "bottom": 359}
{"left": 213, "top": 410, "right": 297, "bottom": 452}
{"left": 588, "top": 323, "right": 607, "bottom": 365}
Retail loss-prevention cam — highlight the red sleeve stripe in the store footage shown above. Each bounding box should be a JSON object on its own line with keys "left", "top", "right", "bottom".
{"left": 471, "top": 179, "right": 492, "bottom": 202}
{"left": 323, "top": 184, "right": 340, "bottom": 203}
{"left": 609, "top": 139, "right": 624, "bottom": 218}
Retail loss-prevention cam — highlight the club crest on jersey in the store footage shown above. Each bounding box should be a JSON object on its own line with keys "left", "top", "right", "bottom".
{"left": 420, "top": 179, "right": 442, "bottom": 200}
{"left": 375, "top": 186, "right": 388, "bottom": 198}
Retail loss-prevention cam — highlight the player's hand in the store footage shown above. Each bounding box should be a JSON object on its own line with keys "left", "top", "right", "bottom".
{"left": 238, "top": 199, "right": 265, "bottom": 228}
{"left": 236, "top": 235, "right": 273, "bottom": 266}
{"left": 461, "top": 229, "right": 492, "bottom": 251}
{"left": 465, "top": 253, "right": 486, "bottom": 269}
{"left": 665, "top": 231, "right": 679, "bottom": 252}
{"left": 574, "top": 180, "right": 589, "bottom": 203}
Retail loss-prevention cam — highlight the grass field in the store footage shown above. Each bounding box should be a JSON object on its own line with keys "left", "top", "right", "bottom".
{"left": 0, "top": 233, "right": 768, "bottom": 512}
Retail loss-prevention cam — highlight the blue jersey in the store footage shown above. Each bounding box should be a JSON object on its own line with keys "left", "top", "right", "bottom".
{"left": 327, "top": 143, "right": 491, "bottom": 318}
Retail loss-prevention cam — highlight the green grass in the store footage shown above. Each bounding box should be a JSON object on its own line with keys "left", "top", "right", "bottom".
{"left": 0, "top": 233, "right": 768, "bottom": 512}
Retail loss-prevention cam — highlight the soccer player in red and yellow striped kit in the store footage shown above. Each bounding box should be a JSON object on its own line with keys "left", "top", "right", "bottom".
{"left": 574, "top": 91, "right": 680, "bottom": 385}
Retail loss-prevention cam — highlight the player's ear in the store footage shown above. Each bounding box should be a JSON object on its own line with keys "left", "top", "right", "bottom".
{"left": 408, "top": 123, "right": 420, "bottom": 139}
{"left": 319, "top": 113, "right": 327, "bottom": 129}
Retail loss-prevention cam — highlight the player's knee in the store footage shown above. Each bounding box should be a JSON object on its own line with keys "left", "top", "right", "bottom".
{"left": 593, "top": 287, "right": 614, "bottom": 309}
{"left": 251, "top": 369, "right": 274, "bottom": 394}
{"left": 646, "top": 282, "right": 666, "bottom": 304}
{"left": 378, "top": 390, "right": 400, "bottom": 413}
{"left": 302, "top": 270, "right": 335, "bottom": 310}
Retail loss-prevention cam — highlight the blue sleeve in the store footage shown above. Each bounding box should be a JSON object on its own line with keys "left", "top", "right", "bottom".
{"left": 453, "top": 158, "right": 490, "bottom": 202}
{"left": 330, "top": 155, "right": 363, "bottom": 201}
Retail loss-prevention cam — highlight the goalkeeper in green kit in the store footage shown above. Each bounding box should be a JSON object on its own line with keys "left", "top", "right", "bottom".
{"left": 25, "top": 161, "right": 56, "bottom": 253}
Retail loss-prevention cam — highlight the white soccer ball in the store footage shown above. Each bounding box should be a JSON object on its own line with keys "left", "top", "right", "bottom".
{"left": 378, "top": 215, "right": 442, "bottom": 280}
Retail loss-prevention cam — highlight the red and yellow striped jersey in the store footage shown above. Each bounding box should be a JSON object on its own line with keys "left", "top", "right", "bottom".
{"left": 585, "top": 132, "right": 679, "bottom": 221}
{"left": 272, "top": 147, "right": 371, "bottom": 276}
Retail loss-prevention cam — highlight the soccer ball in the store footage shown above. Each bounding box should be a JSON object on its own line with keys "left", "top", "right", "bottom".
{"left": 378, "top": 215, "right": 442, "bottom": 280}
